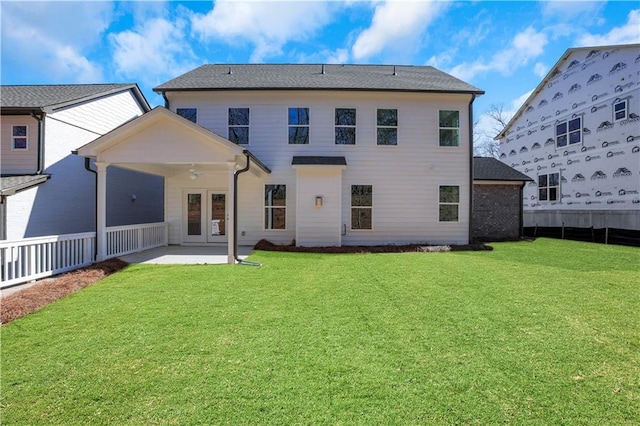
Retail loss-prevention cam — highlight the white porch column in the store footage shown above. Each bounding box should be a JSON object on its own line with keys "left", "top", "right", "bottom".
{"left": 227, "top": 163, "right": 236, "bottom": 264}
{"left": 95, "top": 162, "right": 109, "bottom": 261}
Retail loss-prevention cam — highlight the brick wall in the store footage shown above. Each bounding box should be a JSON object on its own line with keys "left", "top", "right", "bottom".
{"left": 473, "top": 184, "right": 522, "bottom": 241}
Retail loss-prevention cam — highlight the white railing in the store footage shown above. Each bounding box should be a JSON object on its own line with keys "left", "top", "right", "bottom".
{"left": 106, "top": 222, "right": 168, "bottom": 258}
{"left": 1, "top": 232, "right": 96, "bottom": 288}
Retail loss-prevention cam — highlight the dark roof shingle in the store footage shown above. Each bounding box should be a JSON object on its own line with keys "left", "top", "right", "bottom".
{"left": 292, "top": 156, "right": 347, "bottom": 166}
{"left": 154, "top": 64, "right": 483, "bottom": 94}
{"left": 473, "top": 157, "right": 532, "bottom": 181}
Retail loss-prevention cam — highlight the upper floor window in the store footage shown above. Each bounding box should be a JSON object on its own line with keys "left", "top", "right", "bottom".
{"left": 439, "top": 110, "right": 459, "bottom": 147}
{"left": 439, "top": 185, "right": 459, "bottom": 222}
{"left": 264, "top": 184, "right": 286, "bottom": 230}
{"left": 288, "top": 107, "right": 309, "bottom": 144}
{"left": 12, "top": 125, "right": 27, "bottom": 150}
{"left": 613, "top": 99, "right": 628, "bottom": 122}
{"left": 351, "top": 185, "right": 372, "bottom": 230}
{"left": 377, "top": 109, "right": 398, "bottom": 145}
{"left": 176, "top": 108, "right": 197, "bottom": 123}
{"left": 229, "top": 108, "right": 249, "bottom": 145}
{"left": 538, "top": 172, "right": 559, "bottom": 202}
{"left": 555, "top": 116, "right": 582, "bottom": 148}
{"left": 335, "top": 108, "right": 356, "bottom": 145}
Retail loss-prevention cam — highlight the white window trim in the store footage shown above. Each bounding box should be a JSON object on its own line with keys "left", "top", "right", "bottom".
{"left": 613, "top": 99, "right": 628, "bottom": 123}
{"left": 438, "top": 184, "right": 460, "bottom": 223}
{"left": 350, "top": 184, "right": 373, "bottom": 231}
{"left": 176, "top": 107, "right": 198, "bottom": 123}
{"left": 376, "top": 108, "right": 398, "bottom": 146}
{"left": 288, "top": 107, "right": 310, "bottom": 145}
{"left": 229, "top": 107, "right": 250, "bottom": 145}
{"left": 555, "top": 116, "right": 582, "bottom": 149}
{"left": 264, "top": 184, "right": 287, "bottom": 231}
{"left": 335, "top": 107, "right": 357, "bottom": 146}
{"left": 538, "top": 172, "right": 560, "bottom": 202}
{"left": 11, "top": 125, "right": 28, "bottom": 150}
{"left": 438, "top": 110, "right": 460, "bottom": 148}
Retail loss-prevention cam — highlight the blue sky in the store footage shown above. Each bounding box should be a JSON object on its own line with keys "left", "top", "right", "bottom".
{"left": 1, "top": 0, "right": 639, "bottom": 141}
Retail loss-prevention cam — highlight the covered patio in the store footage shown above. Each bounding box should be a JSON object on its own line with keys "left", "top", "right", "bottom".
{"left": 119, "top": 245, "right": 253, "bottom": 265}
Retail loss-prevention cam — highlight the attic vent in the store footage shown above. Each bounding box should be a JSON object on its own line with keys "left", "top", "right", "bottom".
{"left": 393, "top": 65, "right": 397, "bottom": 76}
{"left": 321, "top": 64, "right": 325, "bottom": 74}
{"left": 228, "top": 66, "right": 233, "bottom": 75}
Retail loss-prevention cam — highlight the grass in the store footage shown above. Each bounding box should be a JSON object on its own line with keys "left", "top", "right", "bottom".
{"left": 1, "top": 238, "right": 639, "bottom": 424}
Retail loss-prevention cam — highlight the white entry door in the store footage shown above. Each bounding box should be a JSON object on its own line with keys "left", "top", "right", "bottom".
{"left": 183, "top": 190, "right": 228, "bottom": 243}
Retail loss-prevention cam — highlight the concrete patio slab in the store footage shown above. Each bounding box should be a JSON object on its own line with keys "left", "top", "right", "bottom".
{"left": 119, "top": 245, "right": 254, "bottom": 265}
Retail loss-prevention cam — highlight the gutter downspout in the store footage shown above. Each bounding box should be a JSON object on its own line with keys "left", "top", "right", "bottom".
{"left": 233, "top": 151, "right": 261, "bottom": 266}
{"left": 84, "top": 158, "right": 98, "bottom": 261}
{"left": 31, "top": 111, "right": 45, "bottom": 174}
{"left": 161, "top": 92, "right": 170, "bottom": 109}
{"left": 468, "top": 94, "right": 477, "bottom": 244}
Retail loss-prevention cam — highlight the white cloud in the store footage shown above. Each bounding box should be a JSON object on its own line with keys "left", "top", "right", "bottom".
{"left": 448, "top": 27, "right": 548, "bottom": 82}
{"left": 110, "top": 17, "right": 198, "bottom": 86}
{"left": 577, "top": 9, "right": 640, "bottom": 46}
{"left": 351, "top": 0, "right": 449, "bottom": 61}
{"left": 541, "top": 0, "right": 605, "bottom": 22}
{"left": 0, "top": 2, "right": 111, "bottom": 82}
{"left": 533, "top": 62, "right": 549, "bottom": 78}
{"left": 426, "top": 49, "right": 457, "bottom": 70}
{"left": 190, "top": 1, "right": 334, "bottom": 62}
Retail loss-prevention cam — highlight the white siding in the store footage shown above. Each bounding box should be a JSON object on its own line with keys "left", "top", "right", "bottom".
{"left": 166, "top": 90, "right": 472, "bottom": 245}
{"left": 498, "top": 45, "right": 640, "bottom": 228}
{"left": 1, "top": 115, "right": 39, "bottom": 174}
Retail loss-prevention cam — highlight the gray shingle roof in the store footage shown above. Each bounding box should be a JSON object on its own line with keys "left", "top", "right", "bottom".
{"left": 154, "top": 64, "right": 484, "bottom": 94}
{"left": 0, "top": 174, "right": 50, "bottom": 196}
{"left": 473, "top": 157, "right": 532, "bottom": 181}
{"left": 292, "top": 156, "right": 347, "bottom": 166}
{"left": 1, "top": 84, "right": 148, "bottom": 112}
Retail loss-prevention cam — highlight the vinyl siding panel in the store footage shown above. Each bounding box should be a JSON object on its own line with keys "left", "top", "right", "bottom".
{"left": 1, "top": 115, "right": 39, "bottom": 174}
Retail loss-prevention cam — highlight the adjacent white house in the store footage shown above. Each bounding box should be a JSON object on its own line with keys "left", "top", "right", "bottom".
{"left": 0, "top": 84, "right": 164, "bottom": 240}
{"left": 497, "top": 44, "right": 640, "bottom": 231}
{"left": 76, "top": 64, "right": 484, "bottom": 263}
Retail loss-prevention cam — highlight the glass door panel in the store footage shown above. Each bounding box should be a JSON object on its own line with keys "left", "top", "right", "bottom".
{"left": 208, "top": 192, "right": 227, "bottom": 243}
{"left": 187, "top": 193, "right": 202, "bottom": 236}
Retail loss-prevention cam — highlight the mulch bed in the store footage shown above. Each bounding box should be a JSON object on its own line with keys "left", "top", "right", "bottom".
{"left": 254, "top": 239, "right": 493, "bottom": 253}
{"left": 1, "top": 258, "right": 128, "bottom": 325}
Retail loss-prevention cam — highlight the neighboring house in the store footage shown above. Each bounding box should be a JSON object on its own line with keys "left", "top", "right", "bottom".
{"left": 497, "top": 44, "right": 640, "bottom": 232}
{"left": 472, "top": 157, "right": 532, "bottom": 241}
{"left": 0, "top": 84, "right": 164, "bottom": 240}
{"left": 76, "top": 64, "right": 483, "bottom": 263}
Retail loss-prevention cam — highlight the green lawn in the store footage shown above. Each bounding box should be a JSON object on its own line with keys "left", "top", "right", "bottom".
{"left": 2, "top": 239, "right": 639, "bottom": 424}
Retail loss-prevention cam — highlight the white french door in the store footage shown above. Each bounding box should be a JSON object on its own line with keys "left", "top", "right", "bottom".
{"left": 183, "top": 190, "right": 228, "bottom": 243}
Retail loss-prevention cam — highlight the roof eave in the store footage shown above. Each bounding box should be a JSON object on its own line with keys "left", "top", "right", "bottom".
{"left": 154, "top": 87, "right": 484, "bottom": 95}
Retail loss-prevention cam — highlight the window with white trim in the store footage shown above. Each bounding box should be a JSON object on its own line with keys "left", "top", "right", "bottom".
{"left": 439, "top": 110, "right": 459, "bottom": 147}
{"left": 613, "top": 99, "right": 628, "bottom": 122}
{"left": 288, "top": 107, "right": 309, "bottom": 144}
{"left": 229, "top": 108, "right": 249, "bottom": 145}
{"left": 176, "top": 108, "right": 197, "bottom": 123}
{"left": 538, "top": 172, "right": 560, "bottom": 202}
{"left": 264, "top": 185, "right": 286, "bottom": 230}
{"left": 335, "top": 108, "right": 356, "bottom": 145}
{"left": 555, "top": 116, "right": 582, "bottom": 148}
{"left": 351, "top": 185, "right": 372, "bottom": 230}
{"left": 439, "top": 185, "right": 459, "bottom": 222}
{"left": 12, "top": 125, "right": 27, "bottom": 150}
{"left": 377, "top": 108, "right": 398, "bottom": 145}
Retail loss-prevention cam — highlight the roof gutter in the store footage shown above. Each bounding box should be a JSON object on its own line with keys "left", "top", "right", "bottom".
{"left": 233, "top": 151, "right": 261, "bottom": 266}
{"left": 468, "top": 93, "right": 477, "bottom": 244}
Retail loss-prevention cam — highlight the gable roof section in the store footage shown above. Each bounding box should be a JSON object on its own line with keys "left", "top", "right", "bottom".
{"left": 473, "top": 157, "right": 532, "bottom": 182}
{"left": 1, "top": 84, "right": 150, "bottom": 114}
{"left": 0, "top": 174, "right": 51, "bottom": 196}
{"left": 497, "top": 43, "right": 640, "bottom": 139}
{"left": 154, "top": 64, "right": 484, "bottom": 95}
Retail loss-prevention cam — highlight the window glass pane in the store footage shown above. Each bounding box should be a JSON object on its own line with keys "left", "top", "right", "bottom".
{"left": 538, "top": 175, "right": 547, "bottom": 188}
{"left": 614, "top": 101, "right": 625, "bottom": 112}
{"left": 439, "top": 110, "right": 459, "bottom": 128}
{"left": 569, "top": 130, "right": 581, "bottom": 145}
{"left": 439, "top": 186, "right": 459, "bottom": 203}
{"left": 335, "top": 127, "right": 356, "bottom": 145}
{"left": 568, "top": 118, "right": 581, "bottom": 132}
{"left": 539, "top": 188, "right": 548, "bottom": 201}
{"left": 13, "top": 126, "right": 26, "bottom": 137}
{"left": 177, "top": 108, "right": 197, "bottom": 123}
{"left": 229, "top": 108, "right": 249, "bottom": 125}
{"left": 351, "top": 185, "right": 372, "bottom": 206}
{"left": 13, "top": 138, "right": 27, "bottom": 149}
{"left": 229, "top": 127, "right": 249, "bottom": 144}
{"left": 265, "top": 185, "right": 286, "bottom": 206}
{"left": 187, "top": 194, "right": 202, "bottom": 236}
{"left": 265, "top": 208, "right": 286, "bottom": 230}
{"left": 211, "top": 194, "right": 226, "bottom": 235}
{"left": 351, "top": 208, "right": 372, "bottom": 230}
{"left": 615, "top": 110, "right": 625, "bottom": 120}
{"left": 335, "top": 108, "right": 356, "bottom": 125}
{"left": 289, "top": 127, "right": 309, "bottom": 144}
{"left": 549, "top": 188, "right": 558, "bottom": 201}
{"left": 556, "top": 122, "right": 567, "bottom": 135}
{"left": 556, "top": 134, "right": 567, "bottom": 147}
{"left": 439, "top": 129, "right": 459, "bottom": 147}
{"left": 377, "top": 109, "right": 397, "bottom": 126}
{"left": 288, "top": 108, "right": 309, "bottom": 125}
{"left": 377, "top": 128, "right": 397, "bottom": 146}
{"left": 549, "top": 173, "right": 559, "bottom": 186}
{"left": 439, "top": 205, "right": 459, "bottom": 222}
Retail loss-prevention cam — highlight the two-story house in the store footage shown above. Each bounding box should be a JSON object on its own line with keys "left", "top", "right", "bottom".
{"left": 76, "top": 65, "right": 483, "bottom": 262}
{"left": 497, "top": 44, "right": 640, "bottom": 233}
{"left": 0, "top": 84, "right": 164, "bottom": 240}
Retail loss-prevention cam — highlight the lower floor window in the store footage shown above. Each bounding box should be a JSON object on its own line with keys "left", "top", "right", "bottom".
{"left": 439, "top": 185, "right": 459, "bottom": 222}
{"left": 351, "top": 185, "right": 372, "bottom": 230}
{"left": 264, "top": 184, "right": 286, "bottom": 229}
{"left": 538, "top": 172, "right": 559, "bottom": 201}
